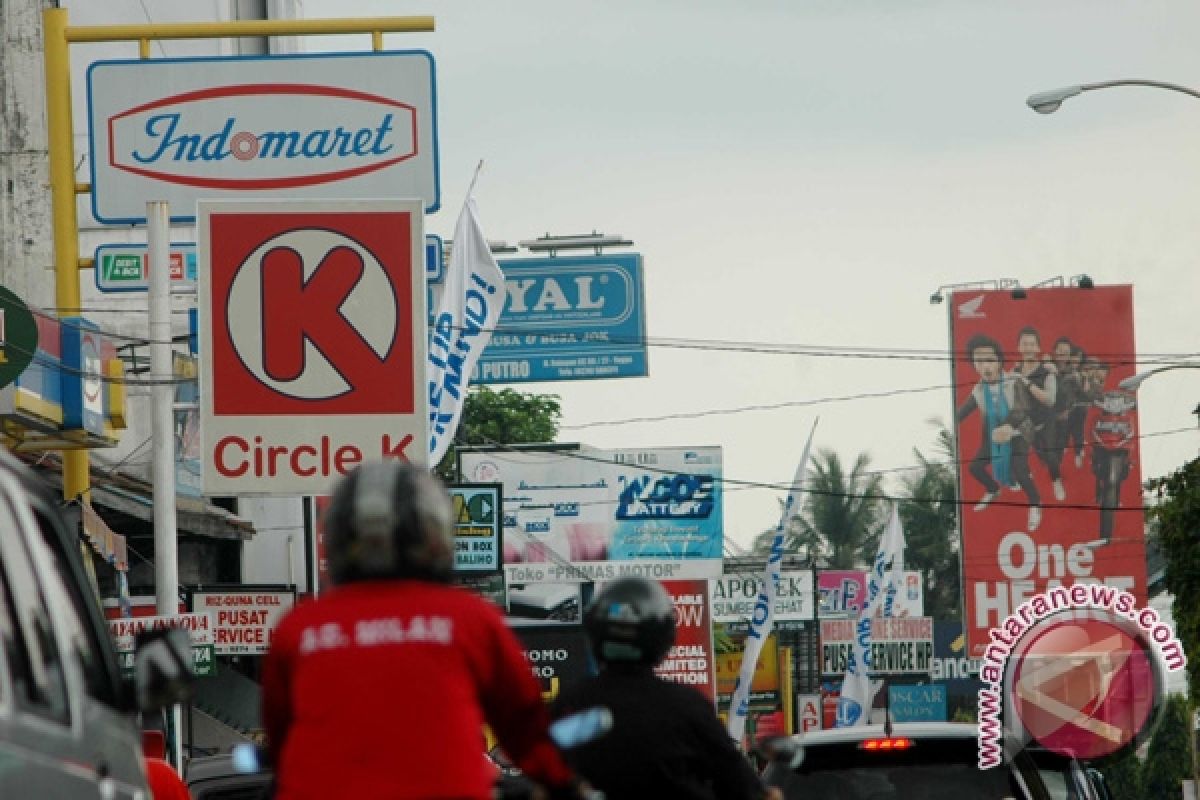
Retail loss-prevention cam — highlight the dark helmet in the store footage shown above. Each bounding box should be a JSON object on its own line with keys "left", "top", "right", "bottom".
{"left": 324, "top": 461, "right": 455, "bottom": 585}
{"left": 583, "top": 577, "right": 676, "bottom": 667}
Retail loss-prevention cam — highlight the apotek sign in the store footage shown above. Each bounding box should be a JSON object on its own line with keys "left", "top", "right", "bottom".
{"left": 199, "top": 200, "right": 426, "bottom": 495}
{"left": 87, "top": 51, "right": 438, "bottom": 223}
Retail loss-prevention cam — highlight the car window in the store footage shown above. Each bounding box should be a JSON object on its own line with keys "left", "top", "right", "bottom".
{"left": 0, "top": 499, "right": 70, "bottom": 724}
{"left": 31, "top": 506, "right": 121, "bottom": 707}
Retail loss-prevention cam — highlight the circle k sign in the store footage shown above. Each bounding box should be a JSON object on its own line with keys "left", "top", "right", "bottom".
{"left": 199, "top": 199, "right": 427, "bottom": 496}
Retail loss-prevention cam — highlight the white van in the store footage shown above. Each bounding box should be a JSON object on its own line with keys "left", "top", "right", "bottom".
{"left": 0, "top": 449, "right": 192, "bottom": 798}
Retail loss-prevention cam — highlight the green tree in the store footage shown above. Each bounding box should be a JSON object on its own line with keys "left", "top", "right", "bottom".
{"left": 1140, "top": 692, "right": 1192, "bottom": 800}
{"left": 1097, "top": 745, "right": 1141, "bottom": 799}
{"left": 435, "top": 386, "right": 562, "bottom": 480}
{"left": 897, "top": 421, "right": 961, "bottom": 620}
{"left": 750, "top": 497, "right": 822, "bottom": 563}
{"left": 1149, "top": 458, "right": 1200, "bottom": 704}
{"left": 755, "top": 449, "right": 886, "bottom": 568}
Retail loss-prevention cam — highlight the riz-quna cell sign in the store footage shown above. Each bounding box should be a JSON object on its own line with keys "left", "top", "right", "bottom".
{"left": 86, "top": 51, "right": 439, "bottom": 224}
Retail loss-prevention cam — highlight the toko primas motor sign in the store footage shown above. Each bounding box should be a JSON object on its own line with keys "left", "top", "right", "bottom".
{"left": 87, "top": 51, "right": 438, "bottom": 224}
{"left": 199, "top": 199, "right": 427, "bottom": 496}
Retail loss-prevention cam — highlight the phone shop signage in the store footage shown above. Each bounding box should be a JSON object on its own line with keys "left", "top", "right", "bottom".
{"left": 87, "top": 51, "right": 439, "bottom": 223}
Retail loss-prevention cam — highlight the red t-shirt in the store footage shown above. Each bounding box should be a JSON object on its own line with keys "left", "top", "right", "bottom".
{"left": 262, "top": 580, "right": 573, "bottom": 799}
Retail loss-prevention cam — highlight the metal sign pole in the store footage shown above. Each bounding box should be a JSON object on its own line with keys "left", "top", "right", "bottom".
{"left": 148, "top": 200, "right": 182, "bottom": 767}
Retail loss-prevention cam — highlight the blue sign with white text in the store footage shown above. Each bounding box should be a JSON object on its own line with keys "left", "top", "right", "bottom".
{"left": 888, "top": 684, "right": 947, "bottom": 722}
{"left": 431, "top": 254, "right": 647, "bottom": 383}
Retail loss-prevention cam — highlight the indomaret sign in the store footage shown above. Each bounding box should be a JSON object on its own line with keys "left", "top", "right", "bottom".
{"left": 199, "top": 199, "right": 426, "bottom": 495}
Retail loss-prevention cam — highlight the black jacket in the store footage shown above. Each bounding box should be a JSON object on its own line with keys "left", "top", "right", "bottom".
{"left": 550, "top": 666, "right": 766, "bottom": 800}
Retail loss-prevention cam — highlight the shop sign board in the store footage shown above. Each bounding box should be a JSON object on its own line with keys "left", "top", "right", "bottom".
{"left": 710, "top": 570, "right": 814, "bottom": 623}
{"left": 87, "top": 51, "right": 439, "bottom": 223}
{"left": 190, "top": 589, "right": 295, "bottom": 656}
{"left": 199, "top": 199, "right": 427, "bottom": 495}
{"left": 449, "top": 483, "right": 502, "bottom": 574}
{"left": 107, "top": 613, "right": 216, "bottom": 677}
{"left": 819, "top": 616, "right": 934, "bottom": 675}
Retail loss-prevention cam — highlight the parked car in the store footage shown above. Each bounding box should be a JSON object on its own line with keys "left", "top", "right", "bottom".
{"left": 762, "top": 721, "right": 1100, "bottom": 800}
{"left": 0, "top": 448, "right": 192, "bottom": 797}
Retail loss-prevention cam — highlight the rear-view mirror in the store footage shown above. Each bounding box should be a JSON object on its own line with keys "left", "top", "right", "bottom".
{"left": 133, "top": 627, "right": 194, "bottom": 711}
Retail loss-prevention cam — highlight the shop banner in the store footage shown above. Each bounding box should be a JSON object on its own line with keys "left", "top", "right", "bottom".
{"left": 711, "top": 570, "right": 815, "bottom": 623}
{"left": 461, "top": 445, "right": 723, "bottom": 582}
{"left": 948, "top": 286, "right": 1147, "bottom": 656}
{"left": 513, "top": 625, "right": 593, "bottom": 702}
{"left": 820, "top": 616, "right": 934, "bottom": 675}
{"left": 715, "top": 630, "right": 780, "bottom": 712}
{"left": 656, "top": 580, "right": 717, "bottom": 704}
{"left": 888, "top": 684, "right": 947, "bottom": 722}
{"left": 107, "top": 612, "right": 216, "bottom": 677}
{"left": 190, "top": 588, "right": 295, "bottom": 655}
{"left": 817, "top": 569, "right": 924, "bottom": 619}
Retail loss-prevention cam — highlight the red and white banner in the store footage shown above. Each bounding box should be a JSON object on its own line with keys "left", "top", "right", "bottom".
{"left": 949, "top": 286, "right": 1146, "bottom": 656}
{"left": 191, "top": 589, "right": 296, "bottom": 655}
{"left": 199, "top": 199, "right": 427, "bottom": 495}
{"left": 656, "top": 580, "right": 717, "bottom": 705}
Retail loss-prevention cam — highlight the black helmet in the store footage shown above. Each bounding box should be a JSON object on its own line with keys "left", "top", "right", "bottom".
{"left": 324, "top": 461, "right": 455, "bottom": 585}
{"left": 583, "top": 577, "right": 675, "bottom": 667}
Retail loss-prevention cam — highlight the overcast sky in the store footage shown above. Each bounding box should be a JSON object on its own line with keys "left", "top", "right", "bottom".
{"left": 72, "top": 1, "right": 1200, "bottom": 551}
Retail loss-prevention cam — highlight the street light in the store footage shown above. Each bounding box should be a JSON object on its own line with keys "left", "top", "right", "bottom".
{"left": 1118, "top": 364, "right": 1200, "bottom": 393}
{"left": 1027, "top": 79, "right": 1200, "bottom": 114}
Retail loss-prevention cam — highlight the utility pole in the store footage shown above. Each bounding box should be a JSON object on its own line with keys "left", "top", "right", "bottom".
{"left": 0, "top": 0, "right": 56, "bottom": 310}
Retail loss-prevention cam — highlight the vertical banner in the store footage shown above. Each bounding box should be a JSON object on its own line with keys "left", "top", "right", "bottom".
{"left": 727, "top": 423, "right": 816, "bottom": 743}
{"left": 656, "top": 580, "right": 717, "bottom": 705}
{"left": 949, "top": 286, "right": 1146, "bottom": 656}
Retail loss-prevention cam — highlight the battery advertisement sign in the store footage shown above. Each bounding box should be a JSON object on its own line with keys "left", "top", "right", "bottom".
{"left": 460, "top": 445, "right": 723, "bottom": 583}
{"left": 948, "top": 286, "right": 1147, "bottom": 656}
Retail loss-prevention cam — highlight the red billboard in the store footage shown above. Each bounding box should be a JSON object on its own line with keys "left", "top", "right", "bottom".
{"left": 950, "top": 286, "right": 1147, "bottom": 656}
{"left": 656, "top": 580, "right": 717, "bottom": 705}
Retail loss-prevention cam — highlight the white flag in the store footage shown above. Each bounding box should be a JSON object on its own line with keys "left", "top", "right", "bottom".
{"left": 427, "top": 190, "right": 505, "bottom": 465}
{"left": 835, "top": 504, "right": 906, "bottom": 727}
{"left": 726, "top": 421, "right": 818, "bottom": 745}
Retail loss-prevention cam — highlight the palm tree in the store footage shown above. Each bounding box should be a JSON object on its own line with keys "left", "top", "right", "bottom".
{"left": 898, "top": 420, "right": 961, "bottom": 620}
{"left": 754, "top": 448, "right": 887, "bottom": 568}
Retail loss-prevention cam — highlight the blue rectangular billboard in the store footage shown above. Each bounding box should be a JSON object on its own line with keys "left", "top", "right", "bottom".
{"left": 432, "top": 254, "right": 647, "bottom": 383}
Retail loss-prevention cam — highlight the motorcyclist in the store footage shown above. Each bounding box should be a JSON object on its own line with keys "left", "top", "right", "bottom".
{"left": 261, "top": 461, "right": 585, "bottom": 800}
{"left": 550, "top": 576, "right": 777, "bottom": 800}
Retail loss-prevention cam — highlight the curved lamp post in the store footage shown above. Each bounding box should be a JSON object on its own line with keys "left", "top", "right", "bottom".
{"left": 1119, "top": 364, "right": 1200, "bottom": 393}
{"left": 1027, "top": 79, "right": 1200, "bottom": 114}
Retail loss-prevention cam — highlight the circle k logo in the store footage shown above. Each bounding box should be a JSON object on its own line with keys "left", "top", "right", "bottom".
{"left": 211, "top": 211, "right": 416, "bottom": 415}
{"left": 1007, "top": 612, "right": 1160, "bottom": 760}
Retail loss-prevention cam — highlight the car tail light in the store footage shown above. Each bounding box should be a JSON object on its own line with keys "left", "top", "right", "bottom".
{"left": 859, "top": 738, "right": 914, "bottom": 751}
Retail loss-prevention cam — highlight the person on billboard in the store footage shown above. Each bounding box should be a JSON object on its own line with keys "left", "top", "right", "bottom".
{"left": 1085, "top": 362, "right": 1138, "bottom": 544}
{"left": 1052, "top": 339, "right": 1089, "bottom": 471}
{"left": 1011, "top": 326, "right": 1064, "bottom": 503}
{"left": 956, "top": 334, "right": 1042, "bottom": 531}
{"left": 551, "top": 576, "right": 777, "bottom": 800}
{"left": 261, "top": 461, "right": 587, "bottom": 800}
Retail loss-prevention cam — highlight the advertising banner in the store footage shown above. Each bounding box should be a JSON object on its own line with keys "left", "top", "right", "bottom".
{"left": 817, "top": 570, "right": 924, "bottom": 619}
{"left": 190, "top": 588, "right": 295, "bottom": 656}
{"left": 715, "top": 629, "right": 780, "bottom": 712}
{"left": 948, "top": 286, "right": 1147, "bottom": 656}
{"left": 820, "top": 616, "right": 934, "bottom": 675}
{"left": 888, "top": 684, "right": 947, "bottom": 723}
{"left": 506, "top": 583, "right": 584, "bottom": 626}
{"left": 710, "top": 570, "right": 815, "bottom": 623}
{"left": 796, "top": 693, "right": 822, "bottom": 732}
{"left": 449, "top": 484, "right": 502, "bottom": 574}
{"left": 87, "top": 51, "right": 438, "bottom": 223}
{"left": 199, "top": 199, "right": 427, "bottom": 495}
{"left": 107, "top": 612, "right": 215, "bottom": 677}
{"left": 461, "top": 445, "right": 723, "bottom": 583}
{"left": 513, "top": 625, "right": 593, "bottom": 702}
{"left": 656, "top": 580, "right": 717, "bottom": 704}
{"left": 446, "top": 254, "right": 648, "bottom": 383}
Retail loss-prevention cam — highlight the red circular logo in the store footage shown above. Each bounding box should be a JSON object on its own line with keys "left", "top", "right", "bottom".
{"left": 1009, "top": 613, "right": 1159, "bottom": 760}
